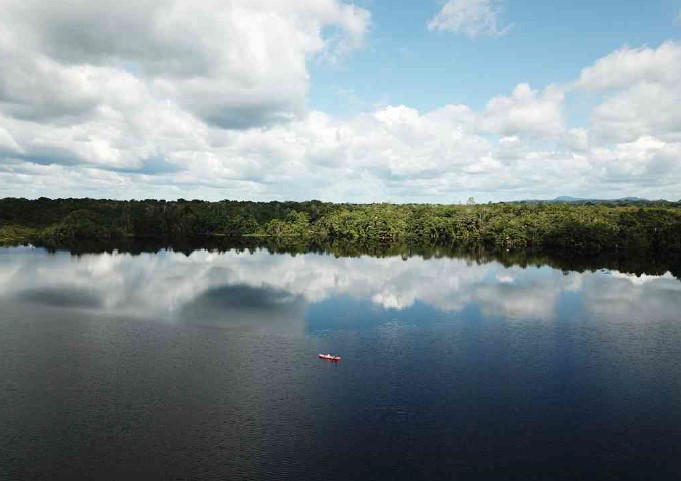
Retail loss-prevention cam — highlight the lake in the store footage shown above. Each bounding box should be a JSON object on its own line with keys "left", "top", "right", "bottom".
{"left": 1, "top": 245, "right": 681, "bottom": 480}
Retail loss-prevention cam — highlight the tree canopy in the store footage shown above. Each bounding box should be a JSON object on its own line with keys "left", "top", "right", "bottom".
{"left": 1, "top": 197, "right": 680, "bottom": 254}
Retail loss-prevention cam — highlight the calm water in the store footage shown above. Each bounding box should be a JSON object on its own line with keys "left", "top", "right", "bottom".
{"left": 1, "top": 246, "right": 681, "bottom": 480}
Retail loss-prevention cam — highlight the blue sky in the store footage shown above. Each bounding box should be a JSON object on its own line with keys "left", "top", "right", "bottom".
{"left": 0, "top": 0, "right": 679, "bottom": 202}
{"left": 311, "top": 0, "right": 680, "bottom": 115}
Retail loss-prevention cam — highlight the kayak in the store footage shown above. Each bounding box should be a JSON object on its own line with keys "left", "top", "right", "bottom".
{"left": 318, "top": 354, "right": 342, "bottom": 361}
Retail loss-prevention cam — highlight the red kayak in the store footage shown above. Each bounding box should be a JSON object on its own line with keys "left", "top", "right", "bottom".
{"left": 319, "top": 354, "right": 342, "bottom": 361}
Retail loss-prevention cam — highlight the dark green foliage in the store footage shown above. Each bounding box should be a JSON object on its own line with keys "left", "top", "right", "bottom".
{"left": 1, "top": 197, "right": 680, "bottom": 254}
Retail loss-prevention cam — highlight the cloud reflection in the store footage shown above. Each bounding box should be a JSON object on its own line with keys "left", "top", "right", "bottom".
{"left": 0, "top": 247, "right": 678, "bottom": 326}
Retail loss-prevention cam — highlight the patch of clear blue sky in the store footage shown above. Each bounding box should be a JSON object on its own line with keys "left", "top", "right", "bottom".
{"left": 309, "top": 0, "right": 681, "bottom": 125}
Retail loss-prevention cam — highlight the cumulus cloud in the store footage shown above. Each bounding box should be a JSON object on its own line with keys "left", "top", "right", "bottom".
{"left": 589, "top": 136, "right": 681, "bottom": 188}
{"left": 574, "top": 42, "right": 681, "bottom": 143}
{"left": 0, "top": 0, "right": 370, "bottom": 128}
{"left": 589, "top": 82, "right": 681, "bottom": 143}
{"left": 0, "top": 1, "right": 679, "bottom": 202}
{"left": 1, "top": 89, "right": 679, "bottom": 201}
{"left": 575, "top": 42, "right": 681, "bottom": 91}
{"left": 427, "top": 0, "right": 511, "bottom": 38}
{"left": 0, "top": 125, "right": 22, "bottom": 155}
{"left": 480, "top": 83, "right": 566, "bottom": 137}
{"left": 0, "top": 101, "right": 678, "bottom": 201}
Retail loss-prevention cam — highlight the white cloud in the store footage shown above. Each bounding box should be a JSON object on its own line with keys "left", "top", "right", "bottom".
{"left": 0, "top": 125, "right": 22, "bottom": 155}
{"left": 480, "top": 83, "right": 566, "bottom": 137}
{"left": 589, "top": 82, "right": 681, "bottom": 143}
{"left": 0, "top": 0, "right": 370, "bottom": 128}
{"left": 0, "top": 1, "right": 679, "bottom": 202}
{"left": 590, "top": 136, "right": 681, "bottom": 189}
{"left": 574, "top": 42, "right": 681, "bottom": 143}
{"left": 574, "top": 42, "right": 681, "bottom": 91}
{"left": 1, "top": 86, "right": 680, "bottom": 201}
{"left": 427, "top": 0, "right": 511, "bottom": 38}
{"left": 561, "top": 128, "right": 590, "bottom": 152}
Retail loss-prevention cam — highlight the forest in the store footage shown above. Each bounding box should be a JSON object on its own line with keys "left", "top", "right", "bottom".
{"left": 1, "top": 197, "right": 680, "bottom": 254}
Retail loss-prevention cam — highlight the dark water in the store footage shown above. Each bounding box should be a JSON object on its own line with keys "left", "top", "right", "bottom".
{"left": 1, "top": 246, "right": 681, "bottom": 480}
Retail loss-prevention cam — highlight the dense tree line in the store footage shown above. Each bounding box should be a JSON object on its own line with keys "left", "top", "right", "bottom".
{"left": 1, "top": 197, "right": 680, "bottom": 254}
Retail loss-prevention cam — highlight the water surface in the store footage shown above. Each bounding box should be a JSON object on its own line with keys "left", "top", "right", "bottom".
{"left": 1, "top": 246, "right": 680, "bottom": 480}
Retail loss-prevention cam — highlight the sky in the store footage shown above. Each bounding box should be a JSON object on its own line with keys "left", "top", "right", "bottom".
{"left": 0, "top": 0, "right": 680, "bottom": 202}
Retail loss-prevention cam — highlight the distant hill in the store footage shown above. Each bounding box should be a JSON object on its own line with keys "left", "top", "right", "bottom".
{"left": 513, "top": 196, "right": 668, "bottom": 205}
{"left": 553, "top": 196, "right": 649, "bottom": 203}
